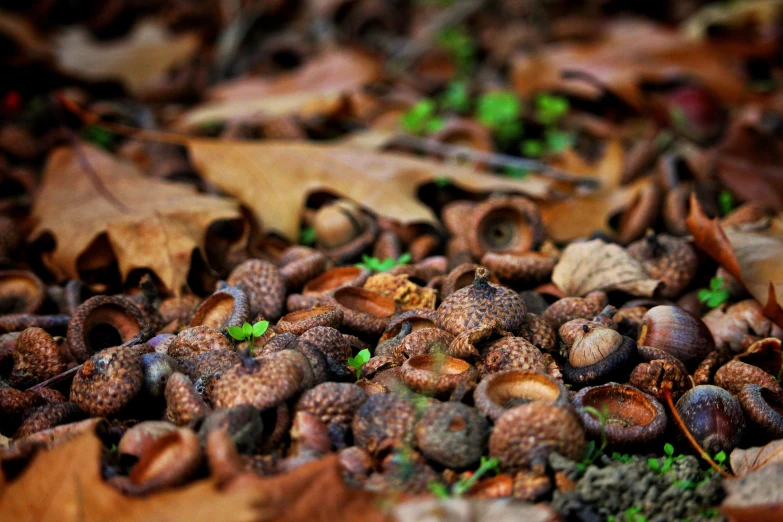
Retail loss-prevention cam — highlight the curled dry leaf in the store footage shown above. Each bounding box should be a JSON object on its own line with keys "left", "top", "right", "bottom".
{"left": 30, "top": 145, "right": 242, "bottom": 295}
{"left": 186, "top": 139, "right": 550, "bottom": 242}
{"left": 0, "top": 426, "right": 392, "bottom": 522}
{"left": 687, "top": 194, "right": 783, "bottom": 328}
{"left": 551, "top": 239, "right": 660, "bottom": 297}
{"left": 177, "top": 49, "right": 379, "bottom": 129}
{"left": 730, "top": 440, "right": 783, "bottom": 477}
{"left": 53, "top": 20, "right": 200, "bottom": 97}
{"left": 511, "top": 19, "right": 744, "bottom": 109}
{"left": 722, "top": 462, "right": 783, "bottom": 522}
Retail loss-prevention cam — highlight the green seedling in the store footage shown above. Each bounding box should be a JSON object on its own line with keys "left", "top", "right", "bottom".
{"left": 401, "top": 99, "right": 445, "bottom": 136}
{"left": 356, "top": 253, "right": 412, "bottom": 272}
{"left": 623, "top": 505, "right": 647, "bottom": 522}
{"left": 612, "top": 452, "right": 633, "bottom": 463}
{"left": 544, "top": 128, "right": 573, "bottom": 154}
{"left": 576, "top": 405, "right": 609, "bottom": 472}
{"left": 535, "top": 93, "right": 570, "bottom": 126}
{"left": 647, "top": 443, "right": 685, "bottom": 475}
{"left": 437, "top": 27, "right": 475, "bottom": 75}
{"left": 718, "top": 190, "right": 734, "bottom": 216}
{"left": 227, "top": 320, "right": 269, "bottom": 357}
{"left": 347, "top": 348, "right": 371, "bottom": 379}
{"left": 521, "top": 139, "right": 544, "bottom": 158}
{"left": 698, "top": 277, "right": 730, "bottom": 309}
{"left": 81, "top": 124, "right": 116, "bottom": 150}
{"left": 428, "top": 456, "right": 500, "bottom": 498}
{"left": 299, "top": 226, "right": 317, "bottom": 246}
{"left": 440, "top": 80, "right": 471, "bottom": 113}
{"left": 503, "top": 165, "right": 530, "bottom": 179}
{"left": 476, "top": 91, "right": 523, "bottom": 144}
{"left": 434, "top": 176, "right": 451, "bottom": 188}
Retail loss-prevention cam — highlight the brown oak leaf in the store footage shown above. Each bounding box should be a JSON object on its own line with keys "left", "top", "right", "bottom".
{"left": 30, "top": 144, "right": 242, "bottom": 295}
{"left": 731, "top": 440, "right": 783, "bottom": 477}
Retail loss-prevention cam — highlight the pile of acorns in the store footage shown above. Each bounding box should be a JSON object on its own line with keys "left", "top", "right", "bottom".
{"left": 1, "top": 195, "right": 782, "bottom": 504}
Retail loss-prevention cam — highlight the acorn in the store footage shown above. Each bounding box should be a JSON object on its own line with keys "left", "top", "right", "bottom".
{"left": 562, "top": 323, "right": 637, "bottom": 386}
{"left": 415, "top": 402, "right": 489, "bottom": 469}
{"left": 189, "top": 285, "right": 250, "bottom": 331}
{"left": 191, "top": 349, "right": 242, "bottom": 401}
{"left": 474, "top": 369, "right": 570, "bottom": 422}
{"left": 440, "top": 263, "right": 500, "bottom": 299}
{"left": 543, "top": 291, "right": 608, "bottom": 330}
{"left": 378, "top": 308, "right": 439, "bottom": 343}
{"left": 627, "top": 231, "right": 698, "bottom": 299}
{"left": 15, "top": 402, "right": 85, "bottom": 438}
{"left": 437, "top": 268, "right": 526, "bottom": 337}
{"left": 478, "top": 336, "right": 548, "bottom": 377}
{"left": 675, "top": 385, "right": 745, "bottom": 454}
{"left": 638, "top": 305, "right": 715, "bottom": 367}
{"left": 517, "top": 313, "right": 557, "bottom": 353}
{"left": 573, "top": 383, "right": 667, "bottom": 448}
{"left": 167, "top": 326, "right": 234, "bottom": 361}
{"left": 0, "top": 387, "right": 45, "bottom": 434}
{"left": 296, "top": 382, "right": 368, "bottom": 448}
{"left": 466, "top": 196, "right": 545, "bottom": 259}
{"left": 489, "top": 403, "right": 586, "bottom": 473}
{"left": 140, "top": 352, "right": 182, "bottom": 398}
{"left": 714, "top": 360, "right": 783, "bottom": 396}
{"left": 351, "top": 393, "right": 417, "bottom": 454}
{"left": 226, "top": 259, "right": 286, "bottom": 321}
{"left": 10, "top": 327, "right": 67, "bottom": 388}
{"left": 70, "top": 346, "right": 144, "bottom": 417}
{"left": 165, "top": 372, "right": 211, "bottom": 426}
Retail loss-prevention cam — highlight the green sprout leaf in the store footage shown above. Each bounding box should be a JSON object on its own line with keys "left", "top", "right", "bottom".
{"left": 80, "top": 125, "right": 116, "bottom": 151}
{"left": 476, "top": 91, "right": 522, "bottom": 129}
{"left": 718, "top": 190, "right": 734, "bottom": 216}
{"left": 348, "top": 348, "right": 371, "bottom": 379}
{"left": 664, "top": 443, "right": 674, "bottom": 457}
{"left": 437, "top": 27, "right": 475, "bottom": 75}
{"left": 252, "top": 320, "right": 269, "bottom": 338}
{"left": 227, "top": 325, "right": 246, "bottom": 341}
{"left": 544, "top": 128, "right": 573, "bottom": 154}
{"left": 521, "top": 139, "right": 544, "bottom": 158}
{"left": 698, "top": 277, "right": 730, "bottom": 309}
{"left": 440, "top": 81, "right": 471, "bottom": 113}
{"left": 356, "top": 253, "right": 412, "bottom": 273}
{"left": 434, "top": 176, "right": 451, "bottom": 188}
{"left": 428, "top": 481, "right": 451, "bottom": 498}
{"left": 242, "top": 322, "right": 253, "bottom": 337}
{"left": 714, "top": 451, "right": 726, "bottom": 465}
{"left": 647, "top": 458, "right": 661, "bottom": 472}
{"left": 503, "top": 165, "right": 530, "bottom": 179}
{"left": 535, "top": 93, "right": 570, "bottom": 126}
{"left": 299, "top": 226, "right": 317, "bottom": 246}
{"left": 401, "top": 99, "right": 439, "bottom": 135}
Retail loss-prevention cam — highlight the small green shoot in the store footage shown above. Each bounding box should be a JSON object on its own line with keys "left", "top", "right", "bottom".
{"left": 611, "top": 452, "right": 633, "bottom": 463}
{"left": 624, "top": 505, "right": 647, "bottom": 522}
{"left": 544, "top": 128, "right": 573, "bottom": 154}
{"left": 503, "top": 165, "right": 530, "bottom": 179}
{"left": 437, "top": 27, "right": 475, "bottom": 75}
{"left": 576, "top": 405, "right": 609, "bottom": 472}
{"left": 348, "top": 348, "right": 371, "bottom": 379}
{"left": 476, "top": 91, "right": 523, "bottom": 143}
{"left": 439, "top": 80, "right": 471, "bottom": 113}
{"left": 535, "top": 93, "right": 570, "bottom": 126}
{"left": 401, "top": 99, "right": 445, "bottom": 136}
{"left": 698, "top": 277, "right": 730, "bottom": 309}
{"left": 648, "top": 443, "right": 685, "bottom": 475}
{"left": 299, "top": 226, "right": 317, "bottom": 246}
{"left": 521, "top": 139, "right": 544, "bottom": 158}
{"left": 80, "top": 124, "right": 116, "bottom": 150}
{"left": 428, "top": 457, "right": 500, "bottom": 498}
{"left": 356, "top": 253, "right": 412, "bottom": 272}
{"left": 718, "top": 190, "right": 734, "bottom": 216}
{"left": 434, "top": 176, "right": 451, "bottom": 188}
{"left": 227, "top": 320, "right": 269, "bottom": 357}
{"left": 699, "top": 507, "right": 720, "bottom": 518}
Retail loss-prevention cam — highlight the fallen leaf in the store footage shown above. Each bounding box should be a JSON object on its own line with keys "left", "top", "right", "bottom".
{"left": 551, "top": 238, "right": 660, "bottom": 297}
{"left": 394, "top": 498, "right": 561, "bottom": 522}
{"left": 0, "top": 426, "right": 393, "bottom": 522}
{"left": 511, "top": 19, "right": 745, "bottom": 110}
{"left": 53, "top": 20, "right": 200, "bottom": 97}
{"left": 731, "top": 440, "right": 783, "bottom": 477}
{"left": 186, "top": 139, "right": 551, "bottom": 242}
{"left": 539, "top": 140, "right": 654, "bottom": 242}
{"left": 686, "top": 195, "right": 783, "bottom": 328}
{"left": 722, "top": 462, "right": 783, "bottom": 522}
{"left": 177, "top": 49, "right": 380, "bottom": 129}
{"left": 30, "top": 144, "right": 242, "bottom": 294}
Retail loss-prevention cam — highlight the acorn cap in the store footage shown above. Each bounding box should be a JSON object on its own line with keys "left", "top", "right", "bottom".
{"left": 629, "top": 357, "right": 692, "bottom": 402}
{"left": 189, "top": 285, "right": 250, "bottom": 331}
{"left": 278, "top": 247, "right": 328, "bottom": 291}
{"left": 715, "top": 360, "right": 783, "bottom": 396}
{"left": 302, "top": 266, "right": 370, "bottom": 296}
{"left": 627, "top": 231, "right": 698, "bottom": 299}
{"left": 489, "top": 403, "right": 586, "bottom": 473}
{"left": 0, "top": 270, "right": 45, "bottom": 315}
{"left": 478, "top": 336, "right": 548, "bottom": 377}
{"left": 378, "top": 308, "right": 439, "bottom": 343}
{"left": 167, "top": 326, "right": 234, "bottom": 361}
{"left": 563, "top": 326, "right": 637, "bottom": 386}
{"left": 67, "top": 295, "right": 151, "bottom": 362}
{"left": 573, "top": 383, "right": 667, "bottom": 448}
{"left": 15, "top": 401, "right": 85, "bottom": 438}
{"left": 739, "top": 384, "right": 783, "bottom": 438}
{"left": 70, "top": 346, "right": 144, "bottom": 417}
{"left": 466, "top": 196, "right": 545, "bottom": 259}
{"left": 276, "top": 306, "right": 344, "bottom": 336}
{"left": 325, "top": 287, "right": 397, "bottom": 337}
{"left": 226, "top": 259, "right": 286, "bottom": 321}
{"left": 480, "top": 252, "right": 555, "bottom": 285}
{"left": 158, "top": 295, "right": 202, "bottom": 329}
{"left": 415, "top": 402, "right": 489, "bottom": 469}
{"left": 296, "top": 382, "right": 368, "bottom": 438}
{"left": 298, "top": 326, "right": 353, "bottom": 379}
{"left": 400, "top": 353, "right": 477, "bottom": 397}
{"left": 437, "top": 268, "right": 526, "bottom": 337}
{"left": 543, "top": 292, "right": 608, "bottom": 330}
{"left": 474, "top": 369, "right": 570, "bottom": 421}
{"left": 10, "top": 327, "right": 67, "bottom": 388}
{"left": 441, "top": 263, "right": 500, "bottom": 299}
{"left": 351, "top": 393, "right": 417, "bottom": 454}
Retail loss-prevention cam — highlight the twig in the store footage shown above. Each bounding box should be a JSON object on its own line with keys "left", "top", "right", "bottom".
{"left": 392, "top": 133, "right": 600, "bottom": 188}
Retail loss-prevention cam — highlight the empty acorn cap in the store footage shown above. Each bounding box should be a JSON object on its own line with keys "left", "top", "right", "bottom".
{"left": 489, "top": 403, "right": 586, "bottom": 473}
{"left": 0, "top": 270, "right": 45, "bottom": 315}
{"left": 325, "top": 287, "right": 397, "bottom": 337}
{"left": 378, "top": 308, "right": 439, "bottom": 344}
{"left": 437, "top": 268, "right": 526, "bottom": 337}
{"left": 474, "top": 369, "right": 570, "bottom": 422}
{"left": 466, "top": 196, "right": 545, "bottom": 259}
{"left": 67, "top": 295, "right": 151, "bottom": 362}
{"left": 276, "top": 306, "right": 344, "bottom": 336}
{"left": 440, "top": 263, "right": 500, "bottom": 299}
{"left": 415, "top": 402, "right": 489, "bottom": 469}
{"left": 400, "top": 353, "right": 477, "bottom": 397}
{"left": 302, "top": 266, "right": 370, "bottom": 296}
{"left": 573, "top": 383, "right": 667, "bottom": 448}
{"left": 189, "top": 285, "right": 250, "bottom": 331}
{"left": 739, "top": 384, "right": 783, "bottom": 438}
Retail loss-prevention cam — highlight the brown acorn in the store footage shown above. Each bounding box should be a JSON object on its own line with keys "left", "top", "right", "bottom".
{"left": 478, "top": 336, "right": 548, "bottom": 377}
{"left": 227, "top": 259, "right": 286, "bottom": 321}
{"left": 70, "top": 346, "right": 144, "bottom": 417}
{"left": 10, "top": 327, "right": 67, "bottom": 388}
{"left": 165, "top": 372, "right": 211, "bottom": 426}
{"left": 562, "top": 323, "right": 637, "bottom": 385}
{"left": 437, "top": 268, "right": 526, "bottom": 337}
{"left": 489, "top": 403, "right": 586, "bottom": 472}
{"left": 0, "top": 387, "right": 46, "bottom": 433}
{"left": 296, "top": 382, "right": 368, "bottom": 448}
{"left": 15, "top": 402, "right": 85, "bottom": 438}
{"left": 298, "top": 326, "right": 353, "bottom": 379}
{"left": 474, "top": 369, "right": 570, "bottom": 422}
{"left": 466, "top": 196, "right": 545, "bottom": 258}
{"left": 167, "top": 326, "right": 234, "bottom": 361}
{"left": 189, "top": 285, "right": 250, "bottom": 331}
{"left": 440, "top": 263, "right": 500, "bottom": 299}
{"left": 0, "top": 270, "right": 45, "bottom": 315}
{"left": 714, "top": 360, "right": 783, "bottom": 396}
{"left": 67, "top": 295, "right": 152, "bottom": 362}
{"left": 517, "top": 313, "right": 557, "bottom": 353}
{"left": 627, "top": 231, "right": 698, "bottom": 299}
{"left": 278, "top": 247, "right": 328, "bottom": 291}
{"left": 415, "top": 402, "right": 489, "bottom": 469}
{"left": 191, "top": 349, "right": 242, "bottom": 401}
{"left": 543, "top": 291, "right": 608, "bottom": 330}
{"left": 638, "top": 305, "right": 715, "bottom": 367}
{"left": 351, "top": 393, "right": 417, "bottom": 454}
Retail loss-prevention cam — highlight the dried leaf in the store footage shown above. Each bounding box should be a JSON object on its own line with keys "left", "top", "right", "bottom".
{"left": 722, "top": 462, "right": 783, "bottom": 522}
{"left": 539, "top": 141, "right": 652, "bottom": 242}
{"left": 687, "top": 195, "right": 783, "bottom": 328}
{"left": 511, "top": 19, "right": 744, "bottom": 110}
{"left": 30, "top": 145, "right": 242, "bottom": 294}
{"left": 552, "top": 238, "right": 660, "bottom": 297}
{"left": 0, "top": 427, "right": 392, "bottom": 522}
{"left": 394, "top": 498, "right": 561, "bottom": 522}
{"left": 53, "top": 20, "right": 200, "bottom": 97}
{"left": 186, "top": 139, "right": 550, "bottom": 241}
{"left": 731, "top": 440, "right": 783, "bottom": 477}
{"left": 178, "top": 50, "right": 379, "bottom": 129}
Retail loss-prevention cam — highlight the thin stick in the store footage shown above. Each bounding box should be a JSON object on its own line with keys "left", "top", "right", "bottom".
{"left": 662, "top": 383, "right": 732, "bottom": 478}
